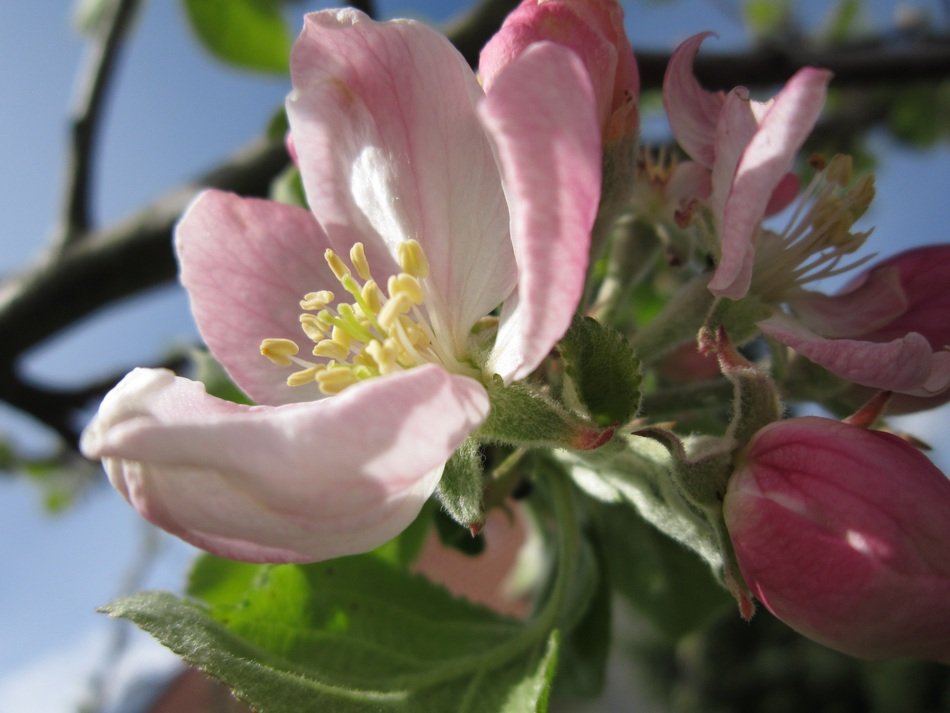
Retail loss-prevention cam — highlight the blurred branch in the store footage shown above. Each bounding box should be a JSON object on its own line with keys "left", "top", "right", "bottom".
{"left": 445, "top": 0, "right": 520, "bottom": 67}
{"left": 637, "top": 36, "right": 950, "bottom": 90}
{"left": 56, "top": 0, "right": 143, "bottom": 252}
{"left": 346, "top": 0, "right": 377, "bottom": 18}
{"left": 0, "top": 138, "right": 288, "bottom": 370}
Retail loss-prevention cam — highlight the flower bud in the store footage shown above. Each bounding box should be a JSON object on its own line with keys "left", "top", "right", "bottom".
{"left": 479, "top": 0, "right": 639, "bottom": 143}
{"left": 724, "top": 416, "right": 950, "bottom": 663}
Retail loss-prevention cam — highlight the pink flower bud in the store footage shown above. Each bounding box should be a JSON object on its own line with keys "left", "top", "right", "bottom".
{"left": 724, "top": 416, "right": 950, "bottom": 663}
{"left": 479, "top": 0, "right": 639, "bottom": 143}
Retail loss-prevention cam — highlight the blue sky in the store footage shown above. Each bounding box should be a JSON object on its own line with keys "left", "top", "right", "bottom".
{"left": 1, "top": 1, "right": 948, "bottom": 711}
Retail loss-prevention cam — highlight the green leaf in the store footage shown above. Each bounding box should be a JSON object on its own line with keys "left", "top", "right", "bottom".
{"left": 559, "top": 315, "right": 641, "bottom": 427}
{"left": 104, "top": 476, "right": 588, "bottom": 713}
{"left": 595, "top": 501, "right": 730, "bottom": 640}
{"left": 181, "top": 0, "right": 291, "bottom": 74}
{"left": 107, "top": 556, "right": 557, "bottom": 712}
{"left": 478, "top": 379, "right": 576, "bottom": 446}
{"left": 436, "top": 438, "right": 485, "bottom": 528}
{"left": 743, "top": 0, "right": 792, "bottom": 37}
{"left": 551, "top": 534, "right": 610, "bottom": 698}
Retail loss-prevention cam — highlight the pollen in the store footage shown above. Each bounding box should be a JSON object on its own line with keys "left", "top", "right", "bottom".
{"left": 259, "top": 240, "right": 444, "bottom": 395}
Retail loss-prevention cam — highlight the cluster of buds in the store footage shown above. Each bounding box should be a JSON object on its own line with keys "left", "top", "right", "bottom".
{"left": 80, "top": 0, "right": 950, "bottom": 669}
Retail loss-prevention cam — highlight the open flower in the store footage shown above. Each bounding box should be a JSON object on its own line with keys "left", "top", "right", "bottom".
{"left": 724, "top": 416, "right": 950, "bottom": 663}
{"left": 662, "top": 32, "right": 830, "bottom": 296}
{"left": 80, "top": 9, "right": 602, "bottom": 563}
{"left": 665, "top": 35, "right": 949, "bottom": 399}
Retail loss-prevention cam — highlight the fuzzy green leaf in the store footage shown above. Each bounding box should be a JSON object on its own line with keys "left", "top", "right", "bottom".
{"left": 478, "top": 380, "right": 581, "bottom": 447}
{"left": 104, "top": 554, "right": 561, "bottom": 713}
{"left": 559, "top": 315, "right": 641, "bottom": 427}
{"left": 181, "top": 0, "right": 291, "bottom": 74}
{"left": 594, "top": 501, "right": 730, "bottom": 640}
{"left": 437, "top": 438, "right": 485, "bottom": 528}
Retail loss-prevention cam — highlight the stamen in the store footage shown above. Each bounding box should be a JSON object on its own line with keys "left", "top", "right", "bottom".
{"left": 349, "top": 243, "right": 371, "bottom": 281}
{"left": 260, "top": 338, "right": 299, "bottom": 367}
{"left": 398, "top": 240, "right": 430, "bottom": 278}
{"left": 261, "top": 238, "right": 462, "bottom": 395}
{"left": 287, "top": 364, "right": 325, "bottom": 387}
{"left": 299, "top": 313, "right": 326, "bottom": 341}
{"left": 316, "top": 366, "right": 360, "bottom": 394}
{"left": 388, "top": 273, "right": 424, "bottom": 305}
{"left": 313, "top": 339, "right": 350, "bottom": 361}
{"left": 300, "top": 290, "right": 334, "bottom": 311}
{"left": 324, "top": 249, "right": 350, "bottom": 281}
{"left": 378, "top": 293, "right": 413, "bottom": 331}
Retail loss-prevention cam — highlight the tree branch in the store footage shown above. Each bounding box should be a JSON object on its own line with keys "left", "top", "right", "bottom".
{"left": 636, "top": 36, "right": 950, "bottom": 91}
{"left": 0, "top": 138, "right": 288, "bottom": 372}
{"left": 56, "top": 0, "right": 142, "bottom": 251}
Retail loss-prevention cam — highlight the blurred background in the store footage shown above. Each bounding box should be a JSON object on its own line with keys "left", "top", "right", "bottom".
{"left": 1, "top": 1, "right": 948, "bottom": 711}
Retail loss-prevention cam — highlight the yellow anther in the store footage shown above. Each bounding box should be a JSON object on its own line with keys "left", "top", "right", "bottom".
{"left": 325, "top": 249, "right": 350, "bottom": 281}
{"left": 397, "top": 239, "right": 429, "bottom": 279}
{"left": 825, "top": 154, "right": 853, "bottom": 186}
{"left": 331, "top": 325, "right": 352, "bottom": 350}
{"left": 349, "top": 242, "right": 371, "bottom": 281}
{"left": 300, "top": 290, "right": 334, "bottom": 311}
{"left": 367, "top": 339, "right": 398, "bottom": 374}
{"left": 260, "top": 338, "right": 299, "bottom": 367}
{"left": 316, "top": 366, "right": 359, "bottom": 395}
{"left": 299, "top": 313, "right": 326, "bottom": 342}
{"left": 388, "top": 273, "right": 424, "bottom": 305}
{"left": 401, "top": 318, "right": 429, "bottom": 348}
{"left": 378, "top": 293, "right": 413, "bottom": 331}
{"left": 287, "top": 364, "right": 325, "bottom": 387}
{"left": 361, "top": 280, "right": 383, "bottom": 314}
{"left": 313, "top": 339, "right": 350, "bottom": 361}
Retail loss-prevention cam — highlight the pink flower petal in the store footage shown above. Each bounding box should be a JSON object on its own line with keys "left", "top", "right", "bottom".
{"left": 662, "top": 32, "right": 723, "bottom": 168}
{"left": 789, "top": 266, "right": 908, "bottom": 339}
{"left": 759, "top": 312, "right": 935, "bottom": 393}
{"left": 479, "top": 42, "right": 601, "bottom": 382}
{"left": 286, "top": 9, "right": 516, "bottom": 346}
{"left": 176, "top": 190, "right": 337, "bottom": 406}
{"left": 479, "top": 0, "right": 639, "bottom": 142}
{"left": 846, "top": 244, "right": 950, "bottom": 346}
{"left": 80, "top": 365, "right": 490, "bottom": 563}
{"left": 710, "top": 68, "right": 831, "bottom": 299}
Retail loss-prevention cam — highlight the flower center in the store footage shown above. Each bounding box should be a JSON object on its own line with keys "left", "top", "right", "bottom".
{"left": 260, "top": 239, "right": 450, "bottom": 395}
{"left": 751, "top": 154, "right": 876, "bottom": 302}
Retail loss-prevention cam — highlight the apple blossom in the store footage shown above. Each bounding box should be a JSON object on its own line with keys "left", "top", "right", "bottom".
{"left": 80, "top": 9, "right": 602, "bottom": 563}
{"left": 662, "top": 31, "right": 829, "bottom": 296}
{"left": 664, "top": 35, "right": 950, "bottom": 399}
{"left": 724, "top": 416, "right": 950, "bottom": 663}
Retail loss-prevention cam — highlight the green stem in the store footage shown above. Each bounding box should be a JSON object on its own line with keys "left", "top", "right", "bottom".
{"left": 629, "top": 273, "right": 714, "bottom": 364}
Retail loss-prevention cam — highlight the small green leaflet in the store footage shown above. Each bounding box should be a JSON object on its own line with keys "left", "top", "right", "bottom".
{"left": 181, "top": 0, "right": 292, "bottom": 74}
{"left": 559, "top": 315, "right": 642, "bottom": 427}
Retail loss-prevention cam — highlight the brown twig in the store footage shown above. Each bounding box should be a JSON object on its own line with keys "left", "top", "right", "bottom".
{"left": 636, "top": 36, "right": 950, "bottom": 90}
{"left": 56, "top": 0, "right": 143, "bottom": 251}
